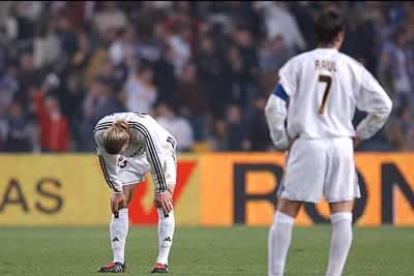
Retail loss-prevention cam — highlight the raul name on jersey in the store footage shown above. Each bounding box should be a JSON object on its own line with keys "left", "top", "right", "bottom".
{"left": 315, "top": 59, "right": 337, "bottom": 72}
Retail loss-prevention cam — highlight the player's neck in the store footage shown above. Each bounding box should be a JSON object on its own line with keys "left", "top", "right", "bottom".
{"left": 317, "top": 41, "right": 341, "bottom": 50}
{"left": 317, "top": 45, "right": 340, "bottom": 51}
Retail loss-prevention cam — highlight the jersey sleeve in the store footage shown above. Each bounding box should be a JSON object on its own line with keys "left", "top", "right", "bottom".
{"left": 278, "top": 58, "right": 298, "bottom": 97}
{"left": 130, "top": 125, "right": 168, "bottom": 193}
{"left": 94, "top": 131, "right": 123, "bottom": 192}
{"left": 355, "top": 67, "right": 393, "bottom": 140}
{"left": 265, "top": 92, "right": 289, "bottom": 150}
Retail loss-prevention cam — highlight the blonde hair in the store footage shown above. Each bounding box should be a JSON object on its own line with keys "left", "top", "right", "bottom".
{"left": 102, "top": 119, "right": 130, "bottom": 154}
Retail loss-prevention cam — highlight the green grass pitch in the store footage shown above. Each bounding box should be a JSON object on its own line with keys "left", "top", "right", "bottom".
{"left": 1, "top": 226, "right": 413, "bottom": 276}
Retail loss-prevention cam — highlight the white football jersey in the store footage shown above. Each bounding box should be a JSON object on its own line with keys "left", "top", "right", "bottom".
{"left": 94, "top": 112, "right": 177, "bottom": 193}
{"left": 279, "top": 48, "right": 392, "bottom": 139}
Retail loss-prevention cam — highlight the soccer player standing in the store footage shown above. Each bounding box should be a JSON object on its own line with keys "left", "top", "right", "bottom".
{"left": 94, "top": 112, "right": 177, "bottom": 273}
{"left": 265, "top": 10, "right": 392, "bottom": 276}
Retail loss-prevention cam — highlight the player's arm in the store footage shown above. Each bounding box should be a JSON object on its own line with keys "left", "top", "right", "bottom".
{"left": 134, "top": 127, "right": 173, "bottom": 214}
{"left": 95, "top": 131, "right": 126, "bottom": 215}
{"left": 98, "top": 150, "right": 122, "bottom": 192}
{"left": 355, "top": 67, "right": 393, "bottom": 140}
{"left": 134, "top": 131, "right": 168, "bottom": 193}
{"left": 265, "top": 84, "right": 290, "bottom": 150}
{"left": 94, "top": 131, "right": 123, "bottom": 193}
{"left": 265, "top": 58, "right": 297, "bottom": 150}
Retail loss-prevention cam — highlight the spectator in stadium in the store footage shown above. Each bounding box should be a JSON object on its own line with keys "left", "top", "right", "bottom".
{"left": 341, "top": 7, "right": 377, "bottom": 72}
{"left": 54, "top": 11, "right": 80, "bottom": 65}
{"left": 108, "top": 25, "right": 136, "bottom": 67}
{"left": 156, "top": 103, "right": 194, "bottom": 152}
{"left": 3, "top": 100, "right": 33, "bottom": 152}
{"left": 197, "top": 34, "right": 232, "bottom": 120}
{"left": 407, "top": 5, "right": 414, "bottom": 43}
{"left": 224, "top": 104, "right": 249, "bottom": 152}
{"left": 255, "top": 1, "right": 307, "bottom": 51}
{"left": 16, "top": 52, "right": 39, "bottom": 104}
{"left": 64, "top": 1, "right": 92, "bottom": 33}
{"left": 387, "top": 120, "right": 406, "bottom": 151}
{"left": 0, "top": 65, "right": 19, "bottom": 116}
{"left": 258, "top": 35, "right": 294, "bottom": 102}
{"left": 58, "top": 75, "right": 85, "bottom": 151}
{"left": 233, "top": 26, "right": 259, "bottom": 113}
{"left": 93, "top": 1, "right": 128, "bottom": 38}
{"left": 81, "top": 31, "right": 116, "bottom": 89}
{"left": 153, "top": 45, "right": 178, "bottom": 109}
{"left": 124, "top": 60, "right": 157, "bottom": 114}
{"left": 398, "top": 107, "right": 414, "bottom": 151}
{"left": 6, "top": 2, "right": 37, "bottom": 49}
{"left": 0, "top": 66, "right": 13, "bottom": 150}
{"left": 165, "top": 25, "right": 192, "bottom": 78}
{"left": 96, "top": 57, "right": 123, "bottom": 91}
{"left": 407, "top": 126, "right": 414, "bottom": 151}
{"left": 0, "top": 116, "right": 7, "bottom": 150}
{"left": 378, "top": 28, "right": 414, "bottom": 111}
{"left": 32, "top": 90, "right": 70, "bottom": 152}
{"left": 245, "top": 96, "right": 273, "bottom": 152}
{"left": 134, "top": 25, "right": 163, "bottom": 63}
{"left": 81, "top": 77, "right": 125, "bottom": 151}
{"left": 288, "top": 2, "right": 316, "bottom": 49}
{"left": 67, "top": 32, "right": 91, "bottom": 74}
{"left": 259, "top": 35, "right": 295, "bottom": 73}
{"left": 33, "top": 21, "right": 61, "bottom": 69}
{"left": 364, "top": 1, "right": 389, "bottom": 43}
{"left": 234, "top": 26, "right": 258, "bottom": 76}
{"left": 166, "top": 2, "right": 200, "bottom": 54}
{"left": 226, "top": 46, "right": 250, "bottom": 113}
{"left": 128, "top": 1, "right": 162, "bottom": 33}
{"left": 387, "top": 106, "right": 414, "bottom": 151}
{"left": 0, "top": 42, "right": 10, "bottom": 76}
{"left": 177, "top": 63, "right": 209, "bottom": 141}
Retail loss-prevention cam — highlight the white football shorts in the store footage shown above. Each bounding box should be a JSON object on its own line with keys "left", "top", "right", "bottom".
{"left": 278, "top": 137, "right": 361, "bottom": 203}
{"left": 117, "top": 143, "right": 177, "bottom": 187}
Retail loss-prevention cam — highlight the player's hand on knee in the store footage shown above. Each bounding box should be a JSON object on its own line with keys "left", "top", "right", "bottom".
{"left": 110, "top": 192, "right": 126, "bottom": 215}
{"left": 154, "top": 191, "right": 173, "bottom": 214}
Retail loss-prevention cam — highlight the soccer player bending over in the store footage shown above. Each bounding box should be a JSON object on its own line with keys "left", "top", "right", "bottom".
{"left": 265, "top": 10, "right": 392, "bottom": 276}
{"left": 94, "top": 112, "right": 177, "bottom": 273}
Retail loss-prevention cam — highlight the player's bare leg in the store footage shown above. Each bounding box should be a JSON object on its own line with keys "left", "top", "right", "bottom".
{"left": 99, "top": 184, "right": 137, "bottom": 273}
{"left": 152, "top": 185, "right": 175, "bottom": 273}
{"left": 325, "top": 201, "right": 354, "bottom": 276}
{"left": 268, "top": 198, "right": 302, "bottom": 276}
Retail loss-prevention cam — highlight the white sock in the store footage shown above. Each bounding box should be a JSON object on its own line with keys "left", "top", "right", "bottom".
{"left": 268, "top": 212, "right": 295, "bottom": 276}
{"left": 325, "top": 212, "right": 353, "bottom": 276}
{"left": 110, "top": 208, "right": 129, "bottom": 264}
{"left": 156, "top": 208, "right": 175, "bottom": 265}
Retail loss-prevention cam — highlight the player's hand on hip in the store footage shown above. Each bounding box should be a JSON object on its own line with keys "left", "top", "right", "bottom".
{"left": 287, "top": 137, "right": 297, "bottom": 151}
{"left": 353, "top": 136, "right": 362, "bottom": 149}
{"left": 110, "top": 192, "right": 126, "bottom": 215}
{"left": 154, "top": 191, "right": 173, "bottom": 214}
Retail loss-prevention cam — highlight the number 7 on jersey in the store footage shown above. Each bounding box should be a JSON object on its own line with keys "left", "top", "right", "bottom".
{"left": 318, "top": 75, "right": 332, "bottom": 114}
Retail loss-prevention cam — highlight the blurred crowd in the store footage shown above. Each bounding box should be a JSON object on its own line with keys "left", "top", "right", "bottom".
{"left": 0, "top": 1, "right": 413, "bottom": 153}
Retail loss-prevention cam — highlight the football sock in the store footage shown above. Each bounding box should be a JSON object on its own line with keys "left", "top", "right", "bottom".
{"left": 268, "top": 211, "right": 295, "bottom": 276}
{"left": 156, "top": 208, "right": 175, "bottom": 265}
{"left": 325, "top": 212, "right": 353, "bottom": 276}
{"left": 110, "top": 208, "right": 129, "bottom": 264}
